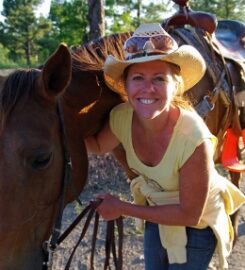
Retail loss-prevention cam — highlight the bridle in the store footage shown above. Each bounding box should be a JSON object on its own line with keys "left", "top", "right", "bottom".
{"left": 42, "top": 98, "right": 123, "bottom": 270}
{"left": 42, "top": 98, "right": 73, "bottom": 269}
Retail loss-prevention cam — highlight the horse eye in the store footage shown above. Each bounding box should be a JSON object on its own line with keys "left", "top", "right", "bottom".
{"left": 30, "top": 152, "right": 53, "bottom": 170}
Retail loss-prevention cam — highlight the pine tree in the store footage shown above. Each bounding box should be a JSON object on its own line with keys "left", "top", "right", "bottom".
{"left": 190, "top": 0, "right": 245, "bottom": 20}
{"left": 0, "top": 0, "right": 51, "bottom": 66}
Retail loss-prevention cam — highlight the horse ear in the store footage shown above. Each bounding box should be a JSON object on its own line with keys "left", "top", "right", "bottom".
{"left": 40, "top": 43, "right": 72, "bottom": 98}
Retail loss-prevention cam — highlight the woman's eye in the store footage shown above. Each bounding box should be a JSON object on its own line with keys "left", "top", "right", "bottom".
{"left": 132, "top": 75, "right": 143, "bottom": 81}
{"left": 154, "top": 76, "right": 165, "bottom": 82}
{"left": 153, "top": 76, "right": 168, "bottom": 85}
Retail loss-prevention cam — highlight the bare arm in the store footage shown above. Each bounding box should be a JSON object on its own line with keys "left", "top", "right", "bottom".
{"left": 85, "top": 122, "right": 120, "bottom": 155}
{"left": 96, "top": 140, "right": 213, "bottom": 227}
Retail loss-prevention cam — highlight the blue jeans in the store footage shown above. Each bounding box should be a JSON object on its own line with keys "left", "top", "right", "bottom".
{"left": 144, "top": 222, "right": 217, "bottom": 270}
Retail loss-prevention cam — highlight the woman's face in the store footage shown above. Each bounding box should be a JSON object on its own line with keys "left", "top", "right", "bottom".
{"left": 125, "top": 60, "right": 177, "bottom": 119}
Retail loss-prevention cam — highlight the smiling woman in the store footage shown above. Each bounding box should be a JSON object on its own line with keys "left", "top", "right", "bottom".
{"left": 84, "top": 23, "right": 245, "bottom": 270}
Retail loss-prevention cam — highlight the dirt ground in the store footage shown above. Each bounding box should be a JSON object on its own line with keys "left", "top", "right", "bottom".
{"left": 51, "top": 154, "right": 245, "bottom": 270}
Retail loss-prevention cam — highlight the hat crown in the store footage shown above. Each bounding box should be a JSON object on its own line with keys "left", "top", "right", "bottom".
{"left": 124, "top": 23, "right": 178, "bottom": 60}
{"left": 132, "top": 23, "right": 169, "bottom": 37}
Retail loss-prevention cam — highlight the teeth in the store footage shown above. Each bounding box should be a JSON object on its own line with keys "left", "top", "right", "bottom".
{"left": 139, "top": 99, "right": 156, "bottom": 104}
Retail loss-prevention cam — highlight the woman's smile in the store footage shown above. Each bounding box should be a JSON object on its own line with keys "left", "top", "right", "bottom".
{"left": 138, "top": 98, "right": 158, "bottom": 105}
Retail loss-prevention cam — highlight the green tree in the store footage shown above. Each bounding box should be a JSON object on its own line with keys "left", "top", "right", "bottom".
{"left": 0, "top": 44, "right": 16, "bottom": 67}
{"left": 190, "top": 0, "right": 245, "bottom": 20}
{"left": 0, "top": 0, "right": 51, "bottom": 66}
{"left": 141, "top": 1, "right": 172, "bottom": 24}
{"left": 45, "top": 0, "right": 89, "bottom": 50}
{"left": 105, "top": 0, "right": 172, "bottom": 34}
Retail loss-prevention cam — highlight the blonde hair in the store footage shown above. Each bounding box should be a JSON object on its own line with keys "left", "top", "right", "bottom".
{"left": 171, "top": 69, "right": 193, "bottom": 110}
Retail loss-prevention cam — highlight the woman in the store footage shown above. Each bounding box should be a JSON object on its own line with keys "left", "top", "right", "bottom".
{"left": 85, "top": 23, "right": 245, "bottom": 270}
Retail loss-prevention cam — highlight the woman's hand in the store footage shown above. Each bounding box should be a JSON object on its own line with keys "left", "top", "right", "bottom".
{"left": 95, "top": 193, "right": 123, "bottom": 220}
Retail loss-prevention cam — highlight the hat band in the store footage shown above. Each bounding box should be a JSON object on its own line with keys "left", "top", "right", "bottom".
{"left": 126, "top": 50, "right": 170, "bottom": 60}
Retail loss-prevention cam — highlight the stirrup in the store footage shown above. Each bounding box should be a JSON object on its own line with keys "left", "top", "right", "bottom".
{"left": 221, "top": 128, "right": 245, "bottom": 172}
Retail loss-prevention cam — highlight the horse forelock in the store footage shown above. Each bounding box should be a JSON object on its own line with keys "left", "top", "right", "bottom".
{"left": 71, "top": 32, "right": 131, "bottom": 72}
{"left": 0, "top": 69, "right": 41, "bottom": 130}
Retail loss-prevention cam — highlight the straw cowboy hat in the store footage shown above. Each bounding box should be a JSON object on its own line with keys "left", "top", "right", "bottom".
{"left": 104, "top": 23, "right": 206, "bottom": 95}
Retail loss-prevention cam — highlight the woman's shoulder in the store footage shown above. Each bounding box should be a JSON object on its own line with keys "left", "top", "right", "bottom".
{"left": 110, "top": 102, "right": 132, "bottom": 131}
{"left": 109, "top": 102, "right": 132, "bottom": 144}
{"left": 178, "top": 108, "right": 214, "bottom": 138}
{"left": 112, "top": 102, "right": 132, "bottom": 112}
{"left": 110, "top": 102, "right": 133, "bottom": 117}
{"left": 175, "top": 108, "right": 217, "bottom": 166}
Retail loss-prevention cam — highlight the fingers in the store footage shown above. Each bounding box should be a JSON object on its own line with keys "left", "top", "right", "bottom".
{"left": 93, "top": 193, "right": 121, "bottom": 220}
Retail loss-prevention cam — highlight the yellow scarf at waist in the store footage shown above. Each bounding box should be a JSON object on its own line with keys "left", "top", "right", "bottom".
{"left": 130, "top": 174, "right": 245, "bottom": 269}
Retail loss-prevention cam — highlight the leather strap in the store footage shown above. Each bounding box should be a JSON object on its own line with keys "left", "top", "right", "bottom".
{"left": 54, "top": 199, "right": 124, "bottom": 270}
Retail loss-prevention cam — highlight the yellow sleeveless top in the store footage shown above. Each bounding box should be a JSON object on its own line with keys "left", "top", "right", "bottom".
{"left": 109, "top": 102, "right": 217, "bottom": 190}
{"left": 109, "top": 102, "right": 245, "bottom": 269}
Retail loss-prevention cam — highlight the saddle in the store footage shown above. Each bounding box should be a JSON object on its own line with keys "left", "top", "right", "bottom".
{"left": 162, "top": 1, "right": 245, "bottom": 172}
{"left": 212, "top": 20, "right": 245, "bottom": 63}
{"left": 212, "top": 20, "right": 245, "bottom": 172}
{"left": 162, "top": 1, "right": 217, "bottom": 34}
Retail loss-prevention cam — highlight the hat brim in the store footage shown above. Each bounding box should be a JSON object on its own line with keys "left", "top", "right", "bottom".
{"left": 104, "top": 45, "right": 206, "bottom": 95}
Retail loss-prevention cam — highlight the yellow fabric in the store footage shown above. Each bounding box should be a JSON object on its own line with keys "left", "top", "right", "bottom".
{"left": 130, "top": 175, "right": 245, "bottom": 269}
{"left": 110, "top": 102, "right": 217, "bottom": 191}
{"left": 109, "top": 102, "right": 245, "bottom": 268}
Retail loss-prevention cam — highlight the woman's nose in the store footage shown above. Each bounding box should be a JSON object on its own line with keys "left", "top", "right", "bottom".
{"left": 143, "top": 80, "right": 156, "bottom": 92}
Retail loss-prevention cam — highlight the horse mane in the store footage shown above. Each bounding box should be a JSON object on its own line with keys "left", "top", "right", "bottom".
{"left": 71, "top": 32, "right": 131, "bottom": 72}
{"left": 0, "top": 69, "right": 40, "bottom": 130}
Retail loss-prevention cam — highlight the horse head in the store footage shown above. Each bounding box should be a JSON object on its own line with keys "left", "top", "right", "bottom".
{"left": 0, "top": 38, "right": 127, "bottom": 269}
{"left": 0, "top": 44, "right": 80, "bottom": 270}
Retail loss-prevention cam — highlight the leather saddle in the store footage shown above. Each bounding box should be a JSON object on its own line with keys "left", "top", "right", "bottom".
{"left": 212, "top": 20, "right": 245, "bottom": 63}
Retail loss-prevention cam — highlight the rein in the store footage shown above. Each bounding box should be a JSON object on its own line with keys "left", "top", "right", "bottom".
{"left": 42, "top": 98, "right": 123, "bottom": 270}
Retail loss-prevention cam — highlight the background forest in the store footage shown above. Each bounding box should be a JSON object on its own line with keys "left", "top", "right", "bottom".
{"left": 0, "top": 0, "right": 244, "bottom": 68}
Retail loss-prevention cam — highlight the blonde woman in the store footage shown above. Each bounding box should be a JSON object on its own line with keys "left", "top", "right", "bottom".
{"left": 85, "top": 23, "right": 245, "bottom": 270}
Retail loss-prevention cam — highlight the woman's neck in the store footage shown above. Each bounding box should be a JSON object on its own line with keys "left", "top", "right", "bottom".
{"left": 134, "top": 106, "right": 179, "bottom": 136}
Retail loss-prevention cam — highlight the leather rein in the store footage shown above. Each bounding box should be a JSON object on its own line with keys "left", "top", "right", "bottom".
{"left": 42, "top": 99, "right": 123, "bottom": 270}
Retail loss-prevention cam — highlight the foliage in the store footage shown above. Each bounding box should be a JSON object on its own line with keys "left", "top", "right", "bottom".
{"left": 141, "top": 1, "right": 173, "bottom": 24}
{"left": 46, "top": 0, "right": 89, "bottom": 48}
{"left": 190, "top": 0, "right": 245, "bottom": 21}
{"left": 35, "top": 0, "right": 89, "bottom": 61}
{"left": 0, "top": 0, "right": 51, "bottom": 66}
{"left": 0, "top": 44, "right": 18, "bottom": 68}
{"left": 105, "top": 0, "right": 172, "bottom": 34}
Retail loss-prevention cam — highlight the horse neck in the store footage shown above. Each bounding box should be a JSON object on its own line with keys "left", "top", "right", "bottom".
{"left": 59, "top": 74, "right": 120, "bottom": 204}
{"left": 64, "top": 69, "right": 124, "bottom": 136}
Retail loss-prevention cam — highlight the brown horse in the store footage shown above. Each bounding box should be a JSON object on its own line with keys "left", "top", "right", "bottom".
{"left": 0, "top": 46, "right": 88, "bottom": 269}
{"left": 0, "top": 25, "right": 243, "bottom": 269}
{"left": 0, "top": 37, "right": 128, "bottom": 268}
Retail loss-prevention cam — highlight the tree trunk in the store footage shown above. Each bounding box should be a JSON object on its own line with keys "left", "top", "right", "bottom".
{"left": 24, "top": 41, "right": 31, "bottom": 67}
{"left": 136, "top": 0, "right": 142, "bottom": 26}
{"left": 87, "top": 0, "right": 105, "bottom": 40}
